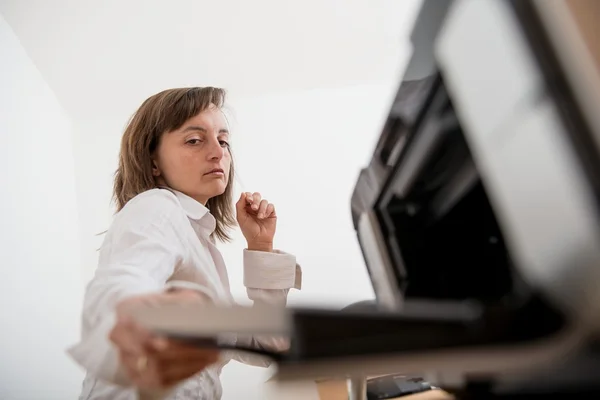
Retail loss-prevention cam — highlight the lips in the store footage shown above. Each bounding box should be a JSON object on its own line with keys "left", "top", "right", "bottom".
{"left": 204, "top": 168, "right": 224, "bottom": 175}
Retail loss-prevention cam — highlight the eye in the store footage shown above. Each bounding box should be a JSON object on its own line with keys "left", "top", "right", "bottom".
{"left": 186, "top": 138, "right": 202, "bottom": 145}
{"left": 219, "top": 140, "right": 230, "bottom": 148}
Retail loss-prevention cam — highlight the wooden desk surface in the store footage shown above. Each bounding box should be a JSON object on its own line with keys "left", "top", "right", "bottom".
{"left": 316, "top": 379, "right": 454, "bottom": 400}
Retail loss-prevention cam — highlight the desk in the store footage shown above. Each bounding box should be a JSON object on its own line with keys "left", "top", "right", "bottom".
{"left": 315, "top": 379, "right": 454, "bottom": 400}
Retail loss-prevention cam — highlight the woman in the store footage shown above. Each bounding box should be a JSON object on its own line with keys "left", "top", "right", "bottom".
{"left": 68, "top": 87, "right": 302, "bottom": 400}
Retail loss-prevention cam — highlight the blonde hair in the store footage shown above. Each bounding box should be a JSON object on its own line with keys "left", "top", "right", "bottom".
{"left": 113, "top": 87, "right": 236, "bottom": 242}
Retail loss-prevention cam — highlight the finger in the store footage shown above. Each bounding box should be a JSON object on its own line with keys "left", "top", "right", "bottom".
{"left": 121, "top": 345, "right": 219, "bottom": 389}
{"left": 110, "top": 317, "right": 153, "bottom": 355}
{"left": 257, "top": 199, "right": 269, "bottom": 219}
{"left": 236, "top": 193, "right": 251, "bottom": 219}
{"left": 149, "top": 342, "right": 220, "bottom": 362}
{"left": 236, "top": 192, "right": 245, "bottom": 208}
{"left": 160, "top": 356, "right": 220, "bottom": 386}
{"left": 266, "top": 203, "right": 276, "bottom": 218}
{"left": 124, "top": 353, "right": 172, "bottom": 389}
{"left": 242, "top": 192, "right": 255, "bottom": 213}
{"left": 251, "top": 192, "right": 262, "bottom": 211}
{"left": 120, "top": 351, "right": 150, "bottom": 382}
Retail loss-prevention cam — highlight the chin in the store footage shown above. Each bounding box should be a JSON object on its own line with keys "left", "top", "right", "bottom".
{"left": 206, "top": 183, "right": 227, "bottom": 199}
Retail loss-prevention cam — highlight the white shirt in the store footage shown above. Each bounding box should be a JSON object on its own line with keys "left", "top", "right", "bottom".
{"left": 68, "top": 188, "right": 302, "bottom": 400}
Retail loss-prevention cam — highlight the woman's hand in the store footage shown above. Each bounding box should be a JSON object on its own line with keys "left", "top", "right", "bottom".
{"left": 109, "top": 290, "right": 220, "bottom": 389}
{"left": 236, "top": 192, "right": 276, "bottom": 252}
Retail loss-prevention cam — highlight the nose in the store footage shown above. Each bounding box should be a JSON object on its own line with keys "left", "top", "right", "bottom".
{"left": 206, "top": 136, "right": 225, "bottom": 161}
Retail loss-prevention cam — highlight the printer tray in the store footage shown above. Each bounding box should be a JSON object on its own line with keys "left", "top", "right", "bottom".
{"left": 160, "top": 295, "right": 563, "bottom": 364}
{"left": 283, "top": 296, "right": 563, "bottom": 362}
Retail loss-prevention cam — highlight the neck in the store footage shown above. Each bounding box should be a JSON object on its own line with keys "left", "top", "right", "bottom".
{"left": 157, "top": 185, "right": 209, "bottom": 206}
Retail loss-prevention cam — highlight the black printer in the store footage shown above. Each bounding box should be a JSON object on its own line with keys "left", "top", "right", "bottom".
{"left": 274, "top": 0, "right": 600, "bottom": 398}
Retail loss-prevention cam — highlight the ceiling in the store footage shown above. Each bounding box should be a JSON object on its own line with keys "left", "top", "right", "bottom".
{"left": 0, "top": 0, "right": 421, "bottom": 121}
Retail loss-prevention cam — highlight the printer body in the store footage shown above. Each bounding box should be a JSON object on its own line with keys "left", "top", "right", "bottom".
{"left": 275, "top": 0, "right": 600, "bottom": 397}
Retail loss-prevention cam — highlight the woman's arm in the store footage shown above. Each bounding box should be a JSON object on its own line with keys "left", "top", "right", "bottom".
{"left": 232, "top": 248, "right": 302, "bottom": 367}
{"left": 67, "top": 191, "right": 195, "bottom": 385}
{"left": 231, "top": 191, "right": 302, "bottom": 365}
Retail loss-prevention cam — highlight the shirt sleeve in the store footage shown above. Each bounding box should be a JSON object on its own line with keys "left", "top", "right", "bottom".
{"left": 233, "top": 249, "right": 302, "bottom": 367}
{"left": 67, "top": 191, "right": 187, "bottom": 385}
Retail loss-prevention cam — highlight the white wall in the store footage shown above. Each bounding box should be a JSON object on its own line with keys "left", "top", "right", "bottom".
{"left": 0, "top": 14, "right": 84, "bottom": 400}
{"left": 72, "top": 82, "right": 399, "bottom": 399}
{"left": 219, "top": 84, "right": 398, "bottom": 399}
{"left": 221, "top": 85, "right": 398, "bottom": 307}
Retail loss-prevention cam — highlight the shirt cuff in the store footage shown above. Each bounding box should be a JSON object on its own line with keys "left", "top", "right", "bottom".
{"left": 67, "top": 312, "right": 130, "bottom": 386}
{"left": 243, "top": 249, "right": 302, "bottom": 290}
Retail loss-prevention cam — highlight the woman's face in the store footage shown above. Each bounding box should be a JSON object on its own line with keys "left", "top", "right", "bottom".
{"left": 152, "top": 105, "right": 231, "bottom": 205}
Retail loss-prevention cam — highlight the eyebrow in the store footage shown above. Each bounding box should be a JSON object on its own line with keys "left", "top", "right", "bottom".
{"left": 182, "top": 126, "right": 229, "bottom": 135}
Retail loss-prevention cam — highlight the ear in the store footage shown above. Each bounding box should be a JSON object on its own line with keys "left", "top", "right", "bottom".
{"left": 151, "top": 159, "right": 161, "bottom": 177}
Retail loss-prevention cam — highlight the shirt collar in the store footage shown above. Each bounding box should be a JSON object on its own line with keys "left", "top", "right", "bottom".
{"left": 168, "top": 189, "right": 216, "bottom": 235}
